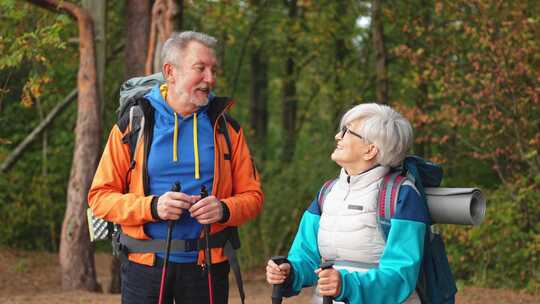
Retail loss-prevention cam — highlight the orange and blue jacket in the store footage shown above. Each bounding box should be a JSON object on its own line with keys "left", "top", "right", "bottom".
{"left": 88, "top": 92, "right": 263, "bottom": 267}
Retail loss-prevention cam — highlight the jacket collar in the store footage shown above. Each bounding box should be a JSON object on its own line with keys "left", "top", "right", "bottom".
{"left": 338, "top": 165, "right": 390, "bottom": 190}
{"left": 208, "top": 96, "right": 234, "bottom": 126}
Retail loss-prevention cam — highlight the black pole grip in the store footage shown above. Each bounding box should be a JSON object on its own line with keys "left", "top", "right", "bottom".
{"left": 320, "top": 261, "right": 335, "bottom": 304}
{"left": 165, "top": 182, "right": 181, "bottom": 252}
{"left": 200, "top": 185, "right": 209, "bottom": 198}
{"left": 271, "top": 256, "right": 289, "bottom": 304}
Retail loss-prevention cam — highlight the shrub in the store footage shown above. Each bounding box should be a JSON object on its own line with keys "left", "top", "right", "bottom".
{"left": 443, "top": 174, "right": 540, "bottom": 291}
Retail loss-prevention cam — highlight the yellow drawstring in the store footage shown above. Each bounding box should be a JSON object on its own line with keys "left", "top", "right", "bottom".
{"left": 193, "top": 112, "right": 200, "bottom": 179}
{"left": 160, "top": 83, "right": 199, "bottom": 178}
{"left": 161, "top": 84, "right": 180, "bottom": 162}
{"left": 160, "top": 84, "right": 168, "bottom": 98}
{"left": 173, "top": 112, "right": 179, "bottom": 162}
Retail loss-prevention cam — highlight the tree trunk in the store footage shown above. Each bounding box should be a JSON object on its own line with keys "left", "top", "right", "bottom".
{"left": 281, "top": 0, "right": 298, "bottom": 163}
{"left": 413, "top": 0, "right": 432, "bottom": 158}
{"left": 27, "top": 0, "right": 102, "bottom": 292}
{"left": 105, "top": 0, "right": 152, "bottom": 294}
{"left": 82, "top": 0, "right": 106, "bottom": 106}
{"left": 333, "top": 1, "right": 348, "bottom": 121}
{"left": 125, "top": 0, "right": 151, "bottom": 79}
{"left": 145, "top": 0, "right": 183, "bottom": 74}
{"left": 249, "top": 48, "right": 268, "bottom": 161}
{"left": 371, "top": 0, "right": 388, "bottom": 104}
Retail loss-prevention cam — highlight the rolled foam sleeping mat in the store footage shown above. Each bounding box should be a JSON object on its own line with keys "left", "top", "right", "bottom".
{"left": 425, "top": 188, "right": 486, "bottom": 225}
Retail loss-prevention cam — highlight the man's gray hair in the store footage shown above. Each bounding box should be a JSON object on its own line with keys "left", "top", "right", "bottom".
{"left": 161, "top": 31, "right": 218, "bottom": 66}
{"left": 339, "top": 103, "right": 413, "bottom": 167}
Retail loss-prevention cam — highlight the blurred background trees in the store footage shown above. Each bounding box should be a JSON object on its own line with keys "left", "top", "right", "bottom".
{"left": 0, "top": 0, "right": 538, "bottom": 292}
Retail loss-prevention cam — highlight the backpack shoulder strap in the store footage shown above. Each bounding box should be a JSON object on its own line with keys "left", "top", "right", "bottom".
{"left": 317, "top": 178, "right": 338, "bottom": 214}
{"left": 223, "top": 112, "right": 241, "bottom": 132}
{"left": 377, "top": 171, "right": 408, "bottom": 240}
{"left": 116, "top": 98, "right": 153, "bottom": 173}
{"left": 219, "top": 115, "right": 233, "bottom": 157}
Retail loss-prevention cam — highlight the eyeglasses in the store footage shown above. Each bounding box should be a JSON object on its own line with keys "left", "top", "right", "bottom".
{"left": 340, "top": 126, "right": 364, "bottom": 140}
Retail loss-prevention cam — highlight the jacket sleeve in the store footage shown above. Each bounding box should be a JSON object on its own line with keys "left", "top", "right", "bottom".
{"left": 220, "top": 127, "right": 263, "bottom": 225}
{"left": 283, "top": 200, "right": 322, "bottom": 296}
{"left": 335, "top": 185, "right": 429, "bottom": 303}
{"left": 87, "top": 125, "right": 155, "bottom": 225}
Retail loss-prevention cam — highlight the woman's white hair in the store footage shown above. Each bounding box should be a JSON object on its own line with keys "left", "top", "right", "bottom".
{"left": 340, "top": 103, "right": 413, "bottom": 167}
{"left": 161, "top": 31, "right": 217, "bottom": 67}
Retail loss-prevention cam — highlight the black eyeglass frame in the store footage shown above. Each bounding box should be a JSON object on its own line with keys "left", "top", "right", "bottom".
{"left": 340, "top": 126, "right": 364, "bottom": 140}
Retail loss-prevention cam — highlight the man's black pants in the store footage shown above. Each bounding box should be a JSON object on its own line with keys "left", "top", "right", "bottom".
{"left": 121, "top": 257, "right": 230, "bottom": 304}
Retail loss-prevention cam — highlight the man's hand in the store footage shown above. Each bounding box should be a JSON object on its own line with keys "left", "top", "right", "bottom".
{"left": 157, "top": 191, "right": 195, "bottom": 220}
{"left": 315, "top": 267, "right": 342, "bottom": 297}
{"left": 189, "top": 195, "right": 223, "bottom": 224}
{"left": 266, "top": 259, "right": 291, "bottom": 285}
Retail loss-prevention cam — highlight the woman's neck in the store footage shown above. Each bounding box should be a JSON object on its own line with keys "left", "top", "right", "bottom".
{"left": 343, "top": 162, "right": 378, "bottom": 176}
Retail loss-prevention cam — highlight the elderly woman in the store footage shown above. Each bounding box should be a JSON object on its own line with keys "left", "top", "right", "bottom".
{"left": 266, "top": 103, "right": 430, "bottom": 303}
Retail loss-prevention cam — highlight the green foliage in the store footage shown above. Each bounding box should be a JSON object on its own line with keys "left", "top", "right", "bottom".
{"left": 443, "top": 174, "right": 540, "bottom": 291}
{"left": 0, "top": 172, "right": 69, "bottom": 251}
{"left": 0, "top": 2, "right": 69, "bottom": 106}
{"left": 239, "top": 123, "right": 339, "bottom": 268}
{"left": 391, "top": 0, "right": 540, "bottom": 184}
{"left": 13, "top": 258, "right": 29, "bottom": 273}
{"left": 0, "top": 2, "right": 78, "bottom": 251}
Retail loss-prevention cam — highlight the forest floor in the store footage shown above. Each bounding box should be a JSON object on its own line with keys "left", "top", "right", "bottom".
{"left": 0, "top": 248, "right": 538, "bottom": 304}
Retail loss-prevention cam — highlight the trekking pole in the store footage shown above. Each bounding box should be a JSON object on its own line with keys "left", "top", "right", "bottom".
{"left": 200, "top": 185, "right": 214, "bottom": 304}
{"left": 158, "top": 182, "right": 181, "bottom": 304}
{"left": 270, "top": 256, "right": 289, "bottom": 304}
{"left": 320, "top": 261, "right": 335, "bottom": 304}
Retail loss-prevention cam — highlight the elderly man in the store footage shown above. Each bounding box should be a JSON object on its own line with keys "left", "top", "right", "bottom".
{"left": 89, "top": 31, "right": 263, "bottom": 304}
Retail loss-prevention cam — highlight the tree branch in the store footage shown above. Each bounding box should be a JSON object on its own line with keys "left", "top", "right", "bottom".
{"left": 145, "top": 0, "right": 164, "bottom": 75}
{"left": 2, "top": 36, "right": 122, "bottom": 173}
{"left": 1, "top": 89, "right": 77, "bottom": 172}
{"left": 28, "top": 0, "right": 84, "bottom": 20}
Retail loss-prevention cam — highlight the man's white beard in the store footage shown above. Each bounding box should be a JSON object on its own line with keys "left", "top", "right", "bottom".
{"left": 191, "top": 95, "right": 209, "bottom": 107}
{"left": 172, "top": 84, "right": 209, "bottom": 109}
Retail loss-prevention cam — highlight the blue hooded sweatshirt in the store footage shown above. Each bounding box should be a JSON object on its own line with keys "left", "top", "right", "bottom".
{"left": 143, "top": 85, "right": 215, "bottom": 263}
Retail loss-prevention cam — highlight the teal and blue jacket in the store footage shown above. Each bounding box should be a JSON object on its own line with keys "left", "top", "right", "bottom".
{"left": 284, "top": 185, "right": 430, "bottom": 303}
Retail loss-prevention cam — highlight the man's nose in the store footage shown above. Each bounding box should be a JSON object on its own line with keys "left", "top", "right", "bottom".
{"left": 203, "top": 69, "right": 216, "bottom": 85}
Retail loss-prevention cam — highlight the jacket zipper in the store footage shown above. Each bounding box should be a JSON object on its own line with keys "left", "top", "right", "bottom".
{"left": 344, "top": 175, "right": 352, "bottom": 200}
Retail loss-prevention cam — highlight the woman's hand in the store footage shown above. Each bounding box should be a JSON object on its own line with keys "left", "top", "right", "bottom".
{"left": 315, "top": 267, "right": 342, "bottom": 297}
{"left": 266, "top": 259, "right": 291, "bottom": 285}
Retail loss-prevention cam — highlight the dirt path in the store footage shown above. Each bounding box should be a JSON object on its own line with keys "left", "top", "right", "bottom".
{"left": 0, "top": 249, "right": 538, "bottom": 304}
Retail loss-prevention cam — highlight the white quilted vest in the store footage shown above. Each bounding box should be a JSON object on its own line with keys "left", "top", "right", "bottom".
{"left": 316, "top": 166, "right": 421, "bottom": 304}
{"left": 318, "top": 166, "right": 389, "bottom": 270}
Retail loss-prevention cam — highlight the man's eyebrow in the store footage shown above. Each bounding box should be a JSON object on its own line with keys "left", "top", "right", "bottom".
{"left": 191, "top": 61, "right": 219, "bottom": 69}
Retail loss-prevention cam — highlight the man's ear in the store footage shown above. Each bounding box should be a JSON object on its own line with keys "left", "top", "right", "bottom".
{"left": 364, "top": 144, "right": 379, "bottom": 161}
{"left": 163, "top": 63, "right": 175, "bottom": 82}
